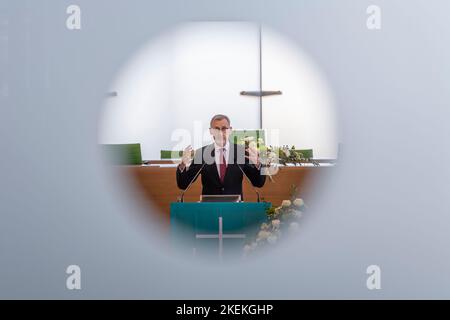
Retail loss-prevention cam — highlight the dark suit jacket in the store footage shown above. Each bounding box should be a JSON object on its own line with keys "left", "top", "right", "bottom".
{"left": 176, "top": 143, "right": 266, "bottom": 199}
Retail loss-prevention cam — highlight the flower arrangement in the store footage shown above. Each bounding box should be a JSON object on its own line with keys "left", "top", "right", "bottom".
{"left": 236, "top": 134, "right": 319, "bottom": 167}
{"left": 243, "top": 185, "right": 307, "bottom": 257}
{"left": 268, "top": 145, "right": 320, "bottom": 167}
{"left": 236, "top": 138, "right": 320, "bottom": 182}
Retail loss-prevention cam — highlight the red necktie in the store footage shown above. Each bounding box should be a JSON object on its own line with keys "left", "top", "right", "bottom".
{"left": 219, "top": 148, "right": 227, "bottom": 184}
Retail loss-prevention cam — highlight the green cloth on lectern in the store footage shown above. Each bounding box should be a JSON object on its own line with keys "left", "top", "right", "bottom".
{"left": 170, "top": 202, "right": 271, "bottom": 259}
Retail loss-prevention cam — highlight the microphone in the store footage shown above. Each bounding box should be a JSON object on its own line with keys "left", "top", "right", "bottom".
{"left": 178, "top": 162, "right": 206, "bottom": 203}
{"left": 237, "top": 163, "right": 261, "bottom": 203}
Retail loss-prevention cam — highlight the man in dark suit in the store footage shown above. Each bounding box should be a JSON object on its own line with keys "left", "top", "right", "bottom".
{"left": 176, "top": 114, "right": 266, "bottom": 199}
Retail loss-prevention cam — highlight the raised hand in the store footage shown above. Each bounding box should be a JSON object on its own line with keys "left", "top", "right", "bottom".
{"left": 245, "top": 145, "right": 260, "bottom": 168}
{"left": 179, "top": 145, "right": 193, "bottom": 170}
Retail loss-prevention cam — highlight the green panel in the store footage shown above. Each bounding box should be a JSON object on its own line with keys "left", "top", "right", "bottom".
{"left": 160, "top": 150, "right": 183, "bottom": 159}
{"left": 101, "top": 143, "right": 142, "bottom": 165}
{"left": 229, "top": 129, "right": 266, "bottom": 149}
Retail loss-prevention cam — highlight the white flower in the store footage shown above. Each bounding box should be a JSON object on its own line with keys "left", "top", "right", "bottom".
{"left": 257, "top": 230, "right": 271, "bottom": 240}
{"left": 243, "top": 244, "right": 252, "bottom": 254}
{"left": 281, "top": 200, "right": 291, "bottom": 208}
{"left": 293, "top": 198, "right": 304, "bottom": 207}
{"left": 288, "top": 222, "right": 300, "bottom": 233}
{"left": 267, "top": 235, "right": 278, "bottom": 244}
{"left": 271, "top": 219, "right": 281, "bottom": 228}
{"left": 274, "top": 207, "right": 282, "bottom": 214}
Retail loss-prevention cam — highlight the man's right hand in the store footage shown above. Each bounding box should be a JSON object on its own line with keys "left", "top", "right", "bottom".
{"left": 179, "top": 145, "right": 193, "bottom": 171}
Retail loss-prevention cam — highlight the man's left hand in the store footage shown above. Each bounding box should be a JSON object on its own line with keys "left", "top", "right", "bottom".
{"left": 246, "top": 146, "right": 261, "bottom": 169}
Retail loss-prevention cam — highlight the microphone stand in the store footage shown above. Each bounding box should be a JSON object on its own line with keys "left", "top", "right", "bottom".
{"left": 178, "top": 162, "right": 206, "bottom": 203}
{"left": 237, "top": 163, "right": 261, "bottom": 203}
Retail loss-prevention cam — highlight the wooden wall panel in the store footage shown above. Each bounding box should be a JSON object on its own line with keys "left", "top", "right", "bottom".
{"left": 115, "top": 165, "right": 333, "bottom": 225}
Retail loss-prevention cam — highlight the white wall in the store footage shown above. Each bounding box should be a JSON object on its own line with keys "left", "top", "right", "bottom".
{"left": 99, "top": 22, "right": 338, "bottom": 160}
{"left": 261, "top": 27, "right": 338, "bottom": 159}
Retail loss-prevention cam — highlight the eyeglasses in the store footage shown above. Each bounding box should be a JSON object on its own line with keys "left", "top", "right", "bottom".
{"left": 210, "top": 127, "right": 231, "bottom": 132}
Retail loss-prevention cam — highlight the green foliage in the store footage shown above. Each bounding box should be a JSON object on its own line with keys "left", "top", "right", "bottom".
{"left": 266, "top": 145, "right": 319, "bottom": 166}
